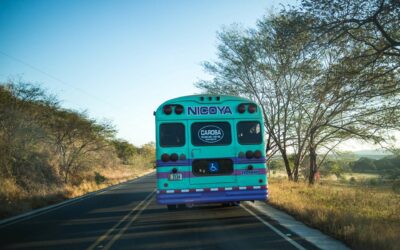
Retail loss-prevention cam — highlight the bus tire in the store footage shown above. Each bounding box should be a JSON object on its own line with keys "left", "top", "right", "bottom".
{"left": 167, "top": 205, "right": 177, "bottom": 210}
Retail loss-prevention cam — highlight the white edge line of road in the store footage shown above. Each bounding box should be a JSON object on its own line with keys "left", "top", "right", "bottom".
{"left": 244, "top": 201, "right": 350, "bottom": 250}
{"left": 240, "top": 204, "right": 306, "bottom": 250}
{"left": 0, "top": 171, "right": 156, "bottom": 229}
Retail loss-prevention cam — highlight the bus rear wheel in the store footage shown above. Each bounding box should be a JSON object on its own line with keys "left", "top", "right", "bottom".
{"left": 167, "top": 205, "right": 177, "bottom": 210}
{"left": 222, "top": 201, "right": 240, "bottom": 207}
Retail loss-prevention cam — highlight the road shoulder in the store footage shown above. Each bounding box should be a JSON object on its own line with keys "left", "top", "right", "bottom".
{"left": 245, "top": 201, "right": 350, "bottom": 250}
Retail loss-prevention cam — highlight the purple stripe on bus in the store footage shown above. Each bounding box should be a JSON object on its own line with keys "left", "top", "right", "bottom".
{"left": 157, "top": 194, "right": 269, "bottom": 204}
{"left": 235, "top": 157, "right": 266, "bottom": 164}
{"left": 157, "top": 189, "right": 268, "bottom": 204}
{"left": 157, "top": 168, "right": 267, "bottom": 179}
{"left": 156, "top": 160, "right": 190, "bottom": 166}
{"left": 156, "top": 157, "right": 266, "bottom": 167}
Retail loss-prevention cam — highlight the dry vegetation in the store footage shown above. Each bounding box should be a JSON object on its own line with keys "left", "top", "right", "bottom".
{"left": 268, "top": 177, "right": 400, "bottom": 250}
{"left": 65, "top": 164, "right": 154, "bottom": 198}
{"left": 0, "top": 82, "right": 155, "bottom": 220}
{"left": 0, "top": 158, "right": 154, "bottom": 220}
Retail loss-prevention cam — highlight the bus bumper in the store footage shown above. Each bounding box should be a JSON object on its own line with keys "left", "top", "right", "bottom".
{"left": 156, "top": 187, "right": 268, "bottom": 205}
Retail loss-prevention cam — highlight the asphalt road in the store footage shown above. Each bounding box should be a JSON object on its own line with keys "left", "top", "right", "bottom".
{"left": 0, "top": 173, "right": 320, "bottom": 250}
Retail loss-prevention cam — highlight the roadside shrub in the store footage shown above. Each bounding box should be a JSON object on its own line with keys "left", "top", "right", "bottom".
{"left": 392, "top": 180, "right": 400, "bottom": 192}
{"left": 94, "top": 172, "right": 106, "bottom": 185}
{"left": 369, "top": 178, "right": 377, "bottom": 186}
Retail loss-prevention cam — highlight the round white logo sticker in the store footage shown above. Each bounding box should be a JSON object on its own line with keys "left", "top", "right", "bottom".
{"left": 198, "top": 125, "right": 224, "bottom": 144}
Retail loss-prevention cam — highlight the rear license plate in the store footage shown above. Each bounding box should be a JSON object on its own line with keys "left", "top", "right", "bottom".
{"left": 169, "top": 173, "right": 183, "bottom": 181}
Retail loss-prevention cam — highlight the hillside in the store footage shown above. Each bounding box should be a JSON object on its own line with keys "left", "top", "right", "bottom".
{"left": 353, "top": 149, "right": 394, "bottom": 160}
{"left": 0, "top": 82, "right": 155, "bottom": 219}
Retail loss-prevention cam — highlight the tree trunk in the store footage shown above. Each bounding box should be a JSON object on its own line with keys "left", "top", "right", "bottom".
{"left": 308, "top": 144, "right": 317, "bottom": 184}
{"left": 281, "top": 151, "right": 293, "bottom": 181}
{"left": 293, "top": 158, "right": 300, "bottom": 182}
{"left": 63, "top": 168, "right": 69, "bottom": 183}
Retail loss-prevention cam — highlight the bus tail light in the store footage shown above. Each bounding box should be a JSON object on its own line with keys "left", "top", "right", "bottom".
{"left": 172, "top": 168, "right": 178, "bottom": 173}
{"left": 248, "top": 104, "right": 257, "bottom": 113}
{"left": 175, "top": 105, "right": 184, "bottom": 114}
{"left": 161, "top": 153, "right": 182, "bottom": 162}
{"left": 237, "top": 104, "right": 246, "bottom": 113}
{"left": 163, "top": 105, "right": 172, "bottom": 115}
{"left": 161, "top": 153, "right": 170, "bottom": 162}
{"left": 254, "top": 150, "right": 262, "bottom": 159}
{"left": 247, "top": 165, "right": 254, "bottom": 170}
{"left": 246, "top": 150, "right": 254, "bottom": 159}
{"left": 170, "top": 153, "right": 179, "bottom": 162}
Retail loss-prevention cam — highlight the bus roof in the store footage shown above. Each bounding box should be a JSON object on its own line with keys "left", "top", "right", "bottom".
{"left": 157, "top": 95, "right": 251, "bottom": 107}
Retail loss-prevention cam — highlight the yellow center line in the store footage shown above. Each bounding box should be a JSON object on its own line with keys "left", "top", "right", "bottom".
{"left": 103, "top": 193, "right": 155, "bottom": 250}
{"left": 87, "top": 189, "right": 155, "bottom": 250}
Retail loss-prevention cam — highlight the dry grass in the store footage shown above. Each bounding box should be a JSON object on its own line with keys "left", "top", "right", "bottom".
{"left": 0, "top": 164, "right": 154, "bottom": 220}
{"left": 0, "top": 178, "right": 67, "bottom": 218}
{"left": 65, "top": 164, "right": 154, "bottom": 198}
{"left": 268, "top": 178, "right": 400, "bottom": 250}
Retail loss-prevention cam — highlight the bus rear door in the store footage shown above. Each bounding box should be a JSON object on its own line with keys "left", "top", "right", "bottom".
{"left": 188, "top": 120, "right": 237, "bottom": 185}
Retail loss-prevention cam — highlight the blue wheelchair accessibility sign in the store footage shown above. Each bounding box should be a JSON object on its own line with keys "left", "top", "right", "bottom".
{"left": 208, "top": 161, "right": 220, "bottom": 173}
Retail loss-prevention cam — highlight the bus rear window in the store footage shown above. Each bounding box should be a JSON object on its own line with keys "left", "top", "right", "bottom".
{"left": 160, "top": 123, "right": 185, "bottom": 147}
{"left": 237, "top": 121, "right": 262, "bottom": 145}
{"left": 191, "top": 122, "right": 231, "bottom": 146}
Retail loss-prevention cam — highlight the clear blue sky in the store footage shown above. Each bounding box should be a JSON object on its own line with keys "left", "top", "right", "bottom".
{"left": 0, "top": 0, "right": 298, "bottom": 146}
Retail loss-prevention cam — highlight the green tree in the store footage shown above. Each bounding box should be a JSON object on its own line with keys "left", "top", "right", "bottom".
{"left": 289, "top": 0, "right": 400, "bottom": 182}
{"left": 112, "top": 139, "right": 138, "bottom": 164}
{"left": 269, "top": 158, "right": 285, "bottom": 170}
{"left": 197, "top": 13, "right": 319, "bottom": 181}
{"left": 198, "top": 6, "right": 400, "bottom": 184}
{"left": 350, "top": 157, "right": 377, "bottom": 172}
{"left": 300, "top": 0, "right": 400, "bottom": 58}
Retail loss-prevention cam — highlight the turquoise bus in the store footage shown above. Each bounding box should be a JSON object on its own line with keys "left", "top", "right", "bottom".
{"left": 154, "top": 95, "right": 268, "bottom": 209}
